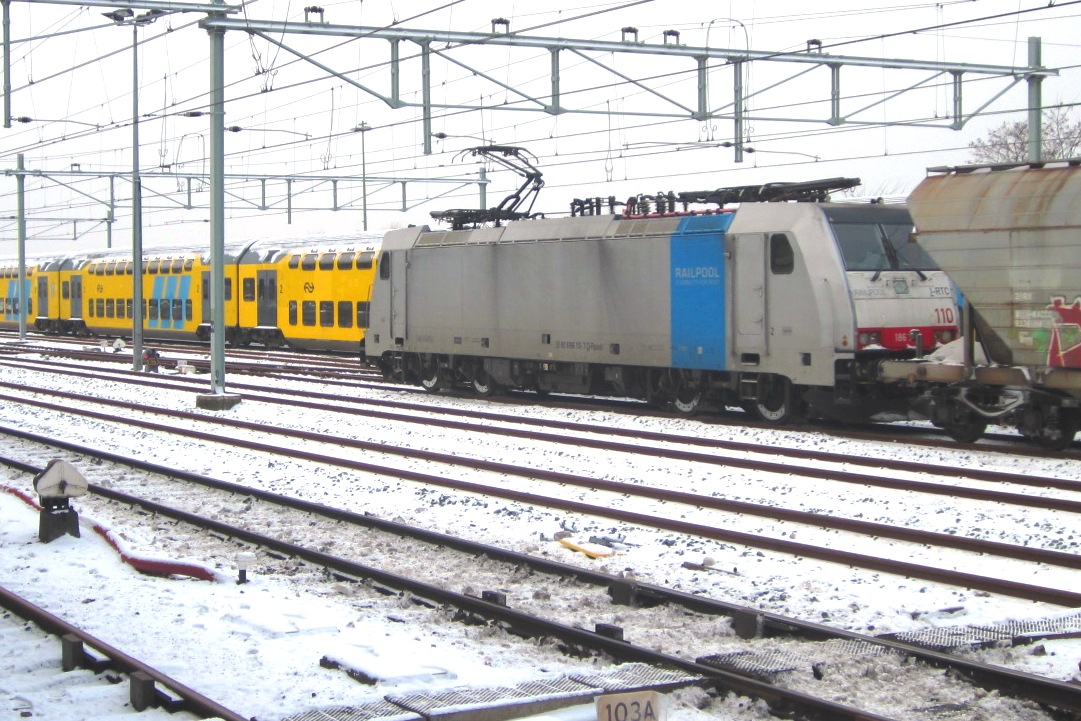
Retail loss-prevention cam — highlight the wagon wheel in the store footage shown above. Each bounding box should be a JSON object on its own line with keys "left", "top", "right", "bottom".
{"left": 1025, "top": 412, "right": 1078, "bottom": 451}
{"left": 943, "top": 419, "right": 987, "bottom": 444}
{"left": 747, "top": 374, "right": 796, "bottom": 424}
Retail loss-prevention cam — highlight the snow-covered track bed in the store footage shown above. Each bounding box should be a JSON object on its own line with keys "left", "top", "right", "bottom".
{"left": 3, "top": 446, "right": 1080, "bottom": 721}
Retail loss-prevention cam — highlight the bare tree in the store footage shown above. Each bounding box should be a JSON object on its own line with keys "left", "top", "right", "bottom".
{"left": 968, "top": 106, "right": 1081, "bottom": 163}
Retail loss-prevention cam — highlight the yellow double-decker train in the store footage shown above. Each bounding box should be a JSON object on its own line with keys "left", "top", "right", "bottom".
{"left": 0, "top": 235, "right": 381, "bottom": 352}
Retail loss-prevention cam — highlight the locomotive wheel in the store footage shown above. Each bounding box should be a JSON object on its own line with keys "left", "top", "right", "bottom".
{"left": 673, "top": 388, "right": 702, "bottom": 415}
{"left": 748, "top": 375, "right": 795, "bottom": 424}
{"left": 472, "top": 370, "right": 498, "bottom": 397}
{"left": 672, "top": 371, "right": 704, "bottom": 415}
{"left": 419, "top": 364, "right": 443, "bottom": 392}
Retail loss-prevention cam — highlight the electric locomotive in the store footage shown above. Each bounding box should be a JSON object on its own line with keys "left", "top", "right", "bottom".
{"left": 366, "top": 176, "right": 959, "bottom": 422}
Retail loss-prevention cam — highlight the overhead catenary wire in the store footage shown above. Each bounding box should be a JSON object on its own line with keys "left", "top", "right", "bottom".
{"left": 3, "top": 1, "right": 1079, "bottom": 247}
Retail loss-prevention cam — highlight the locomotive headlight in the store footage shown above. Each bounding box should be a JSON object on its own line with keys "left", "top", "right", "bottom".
{"left": 858, "top": 331, "right": 881, "bottom": 348}
{"left": 936, "top": 329, "right": 956, "bottom": 344}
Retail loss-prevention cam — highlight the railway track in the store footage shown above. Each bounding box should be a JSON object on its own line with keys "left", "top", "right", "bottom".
{"left": 3, "top": 336, "right": 1074, "bottom": 456}
{"left": 0, "top": 583, "right": 243, "bottom": 720}
{"left": 1, "top": 361, "right": 1079, "bottom": 606}
{"left": 3, "top": 445, "right": 1080, "bottom": 721}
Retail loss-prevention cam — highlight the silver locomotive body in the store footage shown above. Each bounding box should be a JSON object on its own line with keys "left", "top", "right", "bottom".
{"left": 367, "top": 200, "right": 955, "bottom": 421}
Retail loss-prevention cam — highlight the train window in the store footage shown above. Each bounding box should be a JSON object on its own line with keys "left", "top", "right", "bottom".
{"left": 770, "top": 234, "right": 794, "bottom": 275}
{"left": 62, "top": 281, "right": 70, "bottom": 300}
{"left": 357, "top": 251, "right": 374, "bottom": 270}
{"left": 105, "top": 299, "right": 115, "bottom": 318}
{"left": 288, "top": 255, "right": 300, "bottom": 269}
{"left": 378, "top": 254, "right": 390, "bottom": 279}
{"left": 301, "top": 300, "right": 316, "bottom": 326}
{"left": 301, "top": 254, "right": 317, "bottom": 271}
{"left": 171, "top": 260, "right": 184, "bottom": 274}
{"left": 117, "top": 298, "right": 125, "bottom": 318}
{"left": 126, "top": 299, "right": 133, "bottom": 318}
{"left": 356, "top": 301, "right": 370, "bottom": 328}
{"left": 148, "top": 260, "right": 160, "bottom": 274}
{"left": 172, "top": 299, "right": 183, "bottom": 321}
{"left": 224, "top": 278, "right": 233, "bottom": 301}
{"left": 142, "top": 299, "right": 147, "bottom": 318}
{"left": 158, "top": 299, "right": 169, "bottom": 320}
{"left": 243, "top": 278, "right": 255, "bottom": 302}
{"left": 289, "top": 301, "right": 298, "bottom": 325}
{"left": 95, "top": 264, "right": 106, "bottom": 276}
{"left": 27, "top": 299, "right": 32, "bottom": 315}
{"left": 184, "top": 259, "right": 194, "bottom": 271}
{"left": 123, "top": 262, "right": 132, "bottom": 275}
{"left": 86, "top": 299, "right": 93, "bottom": 317}
{"left": 319, "top": 301, "right": 334, "bottom": 327}
{"left": 148, "top": 300, "right": 158, "bottom": 320}
{"left": 105, "top": 262, "right": 117, "bottom": 276}
{"left": 185, "top": 299, "right": 193, "bottom": 321}
{"left": 338, "top": 301, "right": 353, "bottom": 328}
{"left": 337, "top": 252, "right": 355, "bottom": 270}
{"left": 95, "top": 299, "right": 105, "bottom": 317}
{"left": 319, "top": 253, "right": 336, "bottom": 271}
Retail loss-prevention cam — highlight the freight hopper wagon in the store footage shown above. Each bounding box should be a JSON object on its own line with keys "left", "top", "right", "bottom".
{"left": 881, "top": 160, "right": 1081, "bottom": 449}
{"left": 366, "top": 179, "right": 959, "bottom": 423}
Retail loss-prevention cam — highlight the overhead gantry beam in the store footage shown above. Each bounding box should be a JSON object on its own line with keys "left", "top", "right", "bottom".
{"left": 198, "top": 17, "right": 1057, "bottom": 157}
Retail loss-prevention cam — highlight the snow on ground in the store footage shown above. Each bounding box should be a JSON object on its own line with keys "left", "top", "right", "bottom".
{"left": 2, "top": 352, "right": 1081, "bottom": 720}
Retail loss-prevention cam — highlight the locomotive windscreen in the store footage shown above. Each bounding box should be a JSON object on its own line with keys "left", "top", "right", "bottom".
{"left": 826, "top": 206, "right": 940, "bottom": 273}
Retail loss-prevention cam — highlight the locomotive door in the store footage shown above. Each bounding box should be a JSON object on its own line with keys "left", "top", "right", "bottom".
{"left": 733, "top": 234, "right": 767, "bottom": 357}
{"left": 256, "top": 270, "right": 277, "bottom": 326}
{"left": 389, "top": 251, "right": 408, "bottom": 341}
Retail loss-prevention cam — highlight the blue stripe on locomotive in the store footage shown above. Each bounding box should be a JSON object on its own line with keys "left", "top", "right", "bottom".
{"left": 670, "top": 214, "right": 732, "bottom": 369}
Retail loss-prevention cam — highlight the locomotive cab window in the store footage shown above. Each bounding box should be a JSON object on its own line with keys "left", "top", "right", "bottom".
{"left": 828, "top": 206, "right": 940, "bottom": 273}
{"left": 770, "top": 234, "right": 794, "bottom": 275}
{"left": 378, "top": 254, "right": 390, "bottom": 279}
